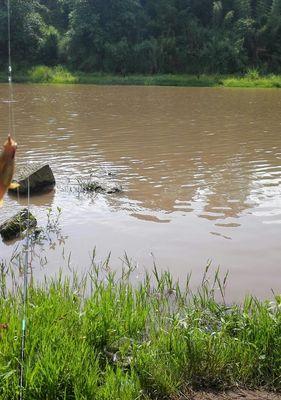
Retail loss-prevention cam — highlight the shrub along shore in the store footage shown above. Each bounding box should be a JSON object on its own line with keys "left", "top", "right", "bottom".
{"left": 0, "top": 66, "right": 281, "bottom": 88}
{"left": 0, "top": 264, "right": 280, "bottom": 399}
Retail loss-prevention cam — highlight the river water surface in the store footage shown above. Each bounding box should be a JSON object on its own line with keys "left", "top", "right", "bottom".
{"left": 0, "top": 84, "right": 280, "bottom": 300}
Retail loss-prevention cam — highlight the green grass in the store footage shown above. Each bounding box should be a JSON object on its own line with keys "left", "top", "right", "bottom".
{"left": 1, "top": 65, "right": 281, "bottom": 88}
{"left": 0, "top": 257, "right": 280, "bottom": 399}
{"left": 75, "top": 72, "right": 221, "bottom": 87}
{"left": 223, "top": 71, "right": 281, "bottom": 88}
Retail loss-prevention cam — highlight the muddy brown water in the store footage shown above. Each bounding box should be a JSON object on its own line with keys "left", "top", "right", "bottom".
{"left": 0, "top": 84, "right": 280, "bottom": 301}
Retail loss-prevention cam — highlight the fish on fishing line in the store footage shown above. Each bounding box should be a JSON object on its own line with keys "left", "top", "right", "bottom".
{"left": 0, "top": 134, "right": 19, "bottom": 206}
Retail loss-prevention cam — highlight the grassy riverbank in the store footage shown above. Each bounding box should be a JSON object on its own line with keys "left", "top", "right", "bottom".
{"left": 1, "top": 66, "right": 281, "bottom": 88}
{"left": 0, "top": 264, "right": 280, "bottom": 400}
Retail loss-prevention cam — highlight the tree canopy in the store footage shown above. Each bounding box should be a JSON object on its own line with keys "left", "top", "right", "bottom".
{"left": 0, "top": 0, "right": 281, "bottom": 74}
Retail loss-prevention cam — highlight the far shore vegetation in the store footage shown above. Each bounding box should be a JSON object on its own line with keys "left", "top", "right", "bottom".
{"left": 1, "top": 66, "right": 281, "bottom": 89}
{"left": 1, "top": 1, "right": 281, "bottom": 90}
{"left": 1, "top": 1, "right": 281, "bottom": 79}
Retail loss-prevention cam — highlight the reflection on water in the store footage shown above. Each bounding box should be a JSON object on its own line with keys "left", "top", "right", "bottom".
{"left": 0, "top": 84, "right": 281, "bottom": 300}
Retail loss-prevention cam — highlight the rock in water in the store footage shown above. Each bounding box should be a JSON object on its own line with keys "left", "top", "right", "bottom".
{"left": 9, "top": 163, "right": 55, "bottom": 195}
{"left": 79, "top": 179, "right": 123, "bottom": 194}
{"left": 0, "top": 208, "right": 37, "bottom": 241}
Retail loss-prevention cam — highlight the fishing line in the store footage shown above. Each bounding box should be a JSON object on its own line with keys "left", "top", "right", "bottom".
{"left": 6, "top": 0, "right": 29, "bottom": 398}
{"left": 19, "top": 178, "right": 30, "bottom": 400}
{"left": 7, "top": 0, "right": 16, "bottom": 140}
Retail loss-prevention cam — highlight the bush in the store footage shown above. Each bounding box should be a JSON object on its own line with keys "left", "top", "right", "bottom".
{"left": 28, "top": 65, "right": 76, "bottom": 83}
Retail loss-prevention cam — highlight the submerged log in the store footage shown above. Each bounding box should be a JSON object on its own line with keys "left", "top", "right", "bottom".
{"left": 9, "top": 163, "right": 55, "bottom": 195}
{"left": 0, "top": 208, "right": 37, "bottom": 241}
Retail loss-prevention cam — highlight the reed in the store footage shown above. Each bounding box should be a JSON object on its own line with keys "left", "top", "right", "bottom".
{"left": 0, "top": 249, "right": 280, "bottom": 399}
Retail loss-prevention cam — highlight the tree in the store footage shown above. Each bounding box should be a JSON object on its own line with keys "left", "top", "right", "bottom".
{"left": 0, "top": 0, "right": 281, "bottom": 74}
{"left": 0, "top": 0, "right": 46, "bottom": 66}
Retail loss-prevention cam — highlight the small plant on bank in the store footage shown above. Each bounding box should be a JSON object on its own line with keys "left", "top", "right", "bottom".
{"left": 245, "top": 68, "right": 261, "bottom": 80}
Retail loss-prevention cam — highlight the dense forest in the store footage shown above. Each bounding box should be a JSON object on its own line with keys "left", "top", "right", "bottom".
{"left": 0, "top": 0, "right": 281, "bottom": 74}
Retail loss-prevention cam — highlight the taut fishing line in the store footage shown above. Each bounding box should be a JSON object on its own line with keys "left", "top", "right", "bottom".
{"left": 19, "top": 177, "right": 30, "bottom": 400}
{"left": 7, "top": 0, "right": 16, "bottom": 140}
{"left": 6, "top": 0, "right": 30, "bottom": 398}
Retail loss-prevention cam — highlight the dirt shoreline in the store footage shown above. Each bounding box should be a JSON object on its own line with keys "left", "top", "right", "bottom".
{"left": 174, "top": 390, "right": 281, "bottom": 399}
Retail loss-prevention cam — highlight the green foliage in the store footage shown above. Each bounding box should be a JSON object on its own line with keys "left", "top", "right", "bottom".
{"left": 0, "top": 0, "right": 281, "bottom": 74}
{"left": 223, "top": 72, "right": 281, "bottom": 87}
{"left": 0, "top": 0, "right": 44, "bottom": 67}
{"left": 133, "top": 39, "right": 159, "bottom": 74}
{"left": 28, "top": 65, "right": 76, "bottom": 83}
{"left": 2, "top": 66, "right": 280, "bottom": 88}
{"left": 245, "top": 67, "right": 261, "bottom": 79}
{"left": 39, "top": 25, "right": 60, "bottom": 66}
{"left": 0, "top": 266, "right": 280, "bottom": 399}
